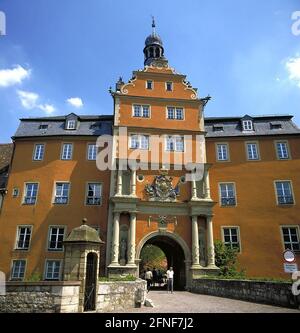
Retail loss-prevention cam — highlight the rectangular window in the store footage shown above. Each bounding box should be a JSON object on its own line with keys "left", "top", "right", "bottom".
{"left": 275, "top": 181, "right": 294, "bottom": 205}
{"left": 217, "top": 144, "right": 229, "bottom": 161}
{"left": 86, "top": 183, "right": 102, "bottom": 205}
{"left": 23, "top": 183, "right": 38, "bottom": 205}
{"left": 33, "top": 144, "right": 45, "bottom": 161}
{"left": 247, "top": 143, "right": 259, "bottom": 160}
{"left": 16, "top": 226, "right": 32, "bottom": 250}
{"left": 11, "top": 260, "right": 26, "bottom": 280}
{"left": 48, "top": 227, "right": 65, "bottom": 251}
{"left": 223, "top": 227, "right": 240, "bottom": 251}
{"left": 66, "top": 120, "right": 76, "bottom": 130}
{"left": 166, "top": 136, "right": 184, "bottom": 152}
{"left": 242, "top": 120, "right": 253, "bottom": 131}
{"left": 146, "top": 80, "right": 153, "bottom": 90}
{"left": 276, "top": 142, "right": 289, "bottom": 160}
{"left": 130, "top": 135, "right": 149, "bottom": 150}
{"left": 166, "top": 81, "right": 173, "bottom": 91}
{"left": 220, "top": 183, "right": 236, "bottom": 206}
{"left": 45, "top": 260, "right": 61, "bottom": 280}
{"left": 167, "top": 107, "right": 184, "bottom": 120}
{"left": 61, "top": 143, "right": 73, "bottom": 160}
{"left": 133, "top": 105, "right": 150, "bottom": 118}
{"left": 282, "top": 227, "right": 300, "bottom": 252}
{"left": 87, "top": 144, "right": 97, "bottom": 160}
{"left": 54, "top": 182, "right": 70, "bottom": 204}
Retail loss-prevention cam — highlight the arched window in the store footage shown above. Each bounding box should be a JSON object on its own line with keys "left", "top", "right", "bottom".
{"left": 155, "top": 47, "right": 160, "bottom": 58}
{"left": 150, "top": 47, "right": 154, "bottom": 58}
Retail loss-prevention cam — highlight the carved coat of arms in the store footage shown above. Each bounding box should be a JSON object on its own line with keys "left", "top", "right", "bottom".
{"left": 145, "top": 172, "right": 179, "bottom": 201}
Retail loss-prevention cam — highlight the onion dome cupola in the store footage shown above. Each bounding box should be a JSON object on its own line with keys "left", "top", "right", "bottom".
{"left": 143, "top": 17, "right": 167, "bottom": 66}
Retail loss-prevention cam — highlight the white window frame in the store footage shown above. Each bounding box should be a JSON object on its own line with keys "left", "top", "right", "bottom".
{"left": 10, "top": 259, "right": 26, "bottom": 281}
{"left": 166, "top": 106, "right": 184, "bottom": 120}
{"left": 216, "top": 143, "right": 229, "bottom": 161}
{"left": 166, "top": 81, "right": 173, "bottom": 91}
{"left": 132, "top": 104, "right": 151, "bottom": 118}
{"left": 87, "top": 143, "right": 97, "bottom": 161}
{"left": 33, "top": 143, "right": 45, "bottom": 161}
{"left": 53, "top": 182, "right": 70, "bottom": 205}
{"left": 280, "top": 226, "right": 300, "bottom": 252}
{"left": 47, "top": 226, "right": 66, "bottom": 252}
{"left": 66, "top": 119, "right": 76, "bottom": 130}
{"left": 61, "top": 143, "right": 73, "bottom": 160}
{"left": 275, "top": 141, "right": 290, "bottom": 160}
{"left": 23, "top": 182, "right": 39, "bottom": 205}
{"left": 242, "top": 120, "right": 253, "bottom": 131}
{"left": 85, "top": 182, "right": 102, "bottom": 206}
{"left": 246, "top": 141, "right": 260, "bottom": 161}
{"left": 221, "top": 226, "right": 241, "bottom": 252}
{"left": 274, "top": 180, "right": 295, "bottom": 205}
{"left": 146, "top": 80, "right": 153, "bottom": 90}
{"left": 44, "top": 259, "right": 62, "bottom": 280}
{"left": 15, "top": 225, "right": 32, "bottom": 250}
{"left": 219, "top": 182, "right": 237, "bottom": 207}
{"left": 129, "top": 134, "right": 149, "bottom": 150}
{"left": 165, "top": 136, "right": 185, "bottom": 152}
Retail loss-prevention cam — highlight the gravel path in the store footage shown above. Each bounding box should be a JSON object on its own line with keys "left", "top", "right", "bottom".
{"left": 117, "top": 291, "right": 300, "bottom": 313}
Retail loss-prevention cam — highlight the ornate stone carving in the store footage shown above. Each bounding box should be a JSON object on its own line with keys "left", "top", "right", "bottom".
{"left": 145, "top": 170, "right": 179, "bottom": 201}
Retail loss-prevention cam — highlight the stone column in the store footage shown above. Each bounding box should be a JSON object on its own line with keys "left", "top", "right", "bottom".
{"left": 131, "top": 169, "right": 136, "bottom": 196}
{"left": 111, "top": 212, "right": 120, "bottom": 265}
{"left": 206, "top": 215, "right": 216, "bottom": 268}
{"left": 116, "top": 170, "right": 122, "bottom": 196}
{"left": 191, "top": 179, "right": 197, "bottom": 200}
{"left": 191, "top": 215, "right": 201, "bottom": 268}
{"left": 204, "top": 169, "right": 211, "bottom": 199}
{"left": 127, "top": 213, "right": 136, "bottom": 266}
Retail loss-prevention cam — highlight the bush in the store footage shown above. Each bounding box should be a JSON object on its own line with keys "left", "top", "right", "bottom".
{"left": 25, "top": 272, "right": 42, "bottom": 282}
{"left": 99, "top": 275, "right": 136, "bottom": 282}
{"left": 214, "top": 240, "right": 246, "bottom": 278}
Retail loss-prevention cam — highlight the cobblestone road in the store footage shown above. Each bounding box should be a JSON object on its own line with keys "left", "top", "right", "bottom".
{"left": 120, "top": 291, "right": 300, "bottom": 313}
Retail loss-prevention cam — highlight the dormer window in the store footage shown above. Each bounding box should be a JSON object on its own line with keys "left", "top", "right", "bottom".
{"left": 242, "top": 120, "right": 253, "bottom": 131}
{"left": 66, "top": 120, "right": 76, "bottom": 130}
{"left": 213, "top": 125, "right": 224, "bottom": 132}
{"left": 270, "top": 123, "right": 282, "bottom": 130}
{"left": 39, "top": 124, "right": 48, "bottom": 130}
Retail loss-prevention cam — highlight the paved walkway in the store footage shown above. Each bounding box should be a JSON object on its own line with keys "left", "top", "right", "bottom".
{"left": 119, "top": 291, "right": 300, "bottom": 313}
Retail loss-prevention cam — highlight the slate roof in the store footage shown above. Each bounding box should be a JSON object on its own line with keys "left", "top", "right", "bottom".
{"left": 14, "top": 114, "right": 113, "bottom": 138}
{"left": 205, "top": 115, "right": 300, "bottom": 138}
{"left": 13, "top": 113, "right": 300, "bottom": 139}
{"left": 0, "top": 144, "right": 13, "bottom": 190}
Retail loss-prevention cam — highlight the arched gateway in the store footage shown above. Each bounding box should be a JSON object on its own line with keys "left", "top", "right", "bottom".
{"left": 136, "top": 231, "right": 191, "bottom": 290}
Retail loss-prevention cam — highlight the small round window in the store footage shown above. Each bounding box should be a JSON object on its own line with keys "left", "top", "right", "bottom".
{"left": 180, "top": 176, "right": 186, "bottom": 184}
{"left": 137, "top": 174, "right": 145, "bottom": 182}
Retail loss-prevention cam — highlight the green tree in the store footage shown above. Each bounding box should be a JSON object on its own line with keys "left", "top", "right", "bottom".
{"left": 140, "top": 245, "right": 167, "bottom": 271}
{"left": 214, "top": 240, "right": 246, "bottom": 278}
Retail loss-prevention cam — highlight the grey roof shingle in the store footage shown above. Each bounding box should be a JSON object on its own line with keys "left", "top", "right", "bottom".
{"left": 14, "top": 115, "right": 113, "bottom": 138}
{"left": 13, "top": 113, "right": 300, "bottom": 139}
{"left": 204, "top": 115, "right": 300, "bottom": 138}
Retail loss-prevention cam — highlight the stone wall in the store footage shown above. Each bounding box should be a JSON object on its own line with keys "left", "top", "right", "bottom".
{"left": 191, "top": 278, "right": 300, "bottom": 309}
{"left": 0, "top": 281, "right": 81, "bottom": 313}
{"left": 97, "top": 279, "right": 147, "bottom": 312}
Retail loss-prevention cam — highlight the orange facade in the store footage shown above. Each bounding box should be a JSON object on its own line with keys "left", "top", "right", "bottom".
{"left": 0, "top": 25, "right": 299, "bottom": 285}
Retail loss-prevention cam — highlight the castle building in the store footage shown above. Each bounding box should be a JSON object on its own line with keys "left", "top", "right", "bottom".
{"left": 0, "top": 22, "right": 299, "bottom": 289}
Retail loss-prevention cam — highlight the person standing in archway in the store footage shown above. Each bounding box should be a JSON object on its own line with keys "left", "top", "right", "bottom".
{"left": 145, "top": 268, "right": 153, "bottom": 293}
{"left": 166, "top": 267, "right": 174, "bottom": 293}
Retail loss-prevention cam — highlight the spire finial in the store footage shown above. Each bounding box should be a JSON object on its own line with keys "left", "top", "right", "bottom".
{"left": 151, "top": 16, "right": 156, "bottom": 35}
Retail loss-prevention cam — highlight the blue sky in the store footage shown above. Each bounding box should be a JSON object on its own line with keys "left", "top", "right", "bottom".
{"left": 0, "top": 0, "right": 299, "bottom": 142}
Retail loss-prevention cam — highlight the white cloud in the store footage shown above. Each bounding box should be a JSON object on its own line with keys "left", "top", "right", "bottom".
{"left": 17, "top": 90, "right": 39, "bottom": 109}
{"left": 286, "top": 57, "right": 300, "bottom": 88}
{"left": 0, "top": 65, "right": 30, "bottom": 87}
{"left": 67, "top": 97, "right": 83, "bottom": 108}
{"left": 17, "top": 90, "right": 55, "bottom": 114}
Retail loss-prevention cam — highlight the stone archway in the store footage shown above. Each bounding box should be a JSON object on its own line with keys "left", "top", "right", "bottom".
{"left": 136, "top": 231, "right": 191, "bottom": 290}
